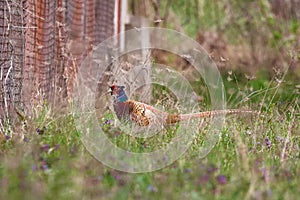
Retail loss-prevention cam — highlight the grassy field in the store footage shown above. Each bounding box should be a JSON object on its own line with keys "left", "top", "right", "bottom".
{"left": 1, "top": 1, "right": 299, "bottom": 199}
{"left": 0, "top": 70, "right": 298, "bottom": 200}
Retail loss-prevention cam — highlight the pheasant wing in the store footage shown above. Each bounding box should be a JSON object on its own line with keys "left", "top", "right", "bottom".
{"left": 127, "top": 100, "right": 151, "bottom": 126}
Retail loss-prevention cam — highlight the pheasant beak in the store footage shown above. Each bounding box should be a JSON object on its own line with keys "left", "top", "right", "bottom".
{"left": 108, "top": 88, "right": 113, "bottom": 95}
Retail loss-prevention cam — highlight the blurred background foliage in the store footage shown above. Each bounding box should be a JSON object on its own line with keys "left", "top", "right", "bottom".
{"left": 128, "top": 0, "right": 299, "bottom": 106}
{"left": 130, "top": 0, "right": 299, "bottom": 79}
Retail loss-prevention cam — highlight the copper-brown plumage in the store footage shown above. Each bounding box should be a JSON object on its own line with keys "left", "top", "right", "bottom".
{"left": 109, "top": 85, "right": 258, "bottom": 127}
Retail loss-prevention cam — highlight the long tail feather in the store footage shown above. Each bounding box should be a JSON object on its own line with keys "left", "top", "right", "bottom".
{"left": 166, "top": 109, "right": 258, "bottom": 124}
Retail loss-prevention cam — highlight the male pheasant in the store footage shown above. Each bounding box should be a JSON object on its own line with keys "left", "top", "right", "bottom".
{"left": 109, "top": 85, "right": 257, "bottom": 128}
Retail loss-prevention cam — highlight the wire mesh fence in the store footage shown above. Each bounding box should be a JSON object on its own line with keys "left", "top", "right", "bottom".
{"left": 0, "top": 0, "right": 26, "bottom": 120}
{"left": 0, "top": 0, "right": 116, "bottom": 122}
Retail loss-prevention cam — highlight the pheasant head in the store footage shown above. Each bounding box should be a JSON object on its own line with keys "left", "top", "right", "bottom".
{"left": 109, "top": 85, "right": 128, "bottom": 102}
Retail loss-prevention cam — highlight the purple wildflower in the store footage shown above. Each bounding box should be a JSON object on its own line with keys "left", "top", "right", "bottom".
{"left": 147, "top": 185, "right": 157, "bottom": 192}
{"left": 23, "top": 136, "right": 30, "bottom": 143}
{"left": 217, "top": 175, "right": 227, "bottom": 185}
{"left": 207, "top": 166, "right": 218, "bottom": 174}
{"left": 31, "top": 164, "right": 38, "bottom": 171}
{"left": 104, "top": 119, "right": 113, "bottom": 125}
{"left": 112, "top": 173, "right": 121, "bottom": 180}
{"left": 42, "top": 144, "right": 50, "bottom": 151}
{"left": 276, "top": 136, "right": 285, "bottom": 143}
{"left": 40, "top": 161, "right": 49, "bottom": 170}
{"left": 184, "top": 168, "right": 191, "bottom": 173}
{"left": 36, "top": 127, "right": 46, "bottom": 135}
{"left": 4, "top": 135, "right": 11, "bottom": 140}
{"left": 200, "top": 174, "right": 210, "bottom": 185}
{"left": 265, "top": 138, "right": 271, "bottom": 149}
{"left": 36, "top": 128, "right": 41, "bottom": 134}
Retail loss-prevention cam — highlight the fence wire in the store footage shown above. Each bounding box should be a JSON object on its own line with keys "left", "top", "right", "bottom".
{"left": 0, "top": 0, "right": 116, "bottom": 122}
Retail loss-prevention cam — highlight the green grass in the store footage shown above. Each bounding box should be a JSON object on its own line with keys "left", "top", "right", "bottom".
{"left": 1, "top": 1, "right": 299, "bottom": 199}
{"left": 0, "top": 73, "right": 299, "bottom": 199}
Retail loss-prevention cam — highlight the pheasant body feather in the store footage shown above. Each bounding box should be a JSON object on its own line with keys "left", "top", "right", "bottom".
{"left": 127, "top": 100, "right": 152, "bottom": 126}
{"left": 109, "top": 85, "right": 257, "bottom": 127}
{"left": 110, "top": 85, "right": 162, "bottom": 127}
